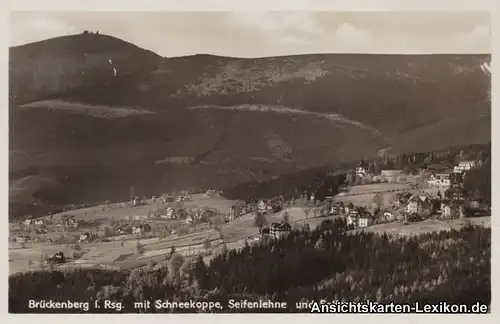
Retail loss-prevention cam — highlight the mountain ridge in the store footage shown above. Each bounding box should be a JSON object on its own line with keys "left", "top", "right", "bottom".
{"left": 8, "top": 33, "right": 491, "bottom": 220}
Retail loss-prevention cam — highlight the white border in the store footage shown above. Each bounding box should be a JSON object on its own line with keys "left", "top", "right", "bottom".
{"left": 1, "top": 1, "right": 498, "bottom": 323}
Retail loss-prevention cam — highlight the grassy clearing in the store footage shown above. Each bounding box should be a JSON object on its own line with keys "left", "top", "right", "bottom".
{"left": 39, "top": 194, "right": 237, "bottom": 222}
{"left": 345, "top": 183, "right": 409, "bottom": 195}
{"left": 334, "top": 184, "right": 442, "bottom": 208}
{"left": 352, "top": 216, "right": 491, "bottom": 236}
{"left": 18, "top": 100, "right": 154, "bottom": 119}
{"left": 10, "top": 189, "right": 490, "bottom": 276}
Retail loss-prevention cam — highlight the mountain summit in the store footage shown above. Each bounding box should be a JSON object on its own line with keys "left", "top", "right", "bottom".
{"left": 9, "top": 32, "right": 161, "bottom": 104}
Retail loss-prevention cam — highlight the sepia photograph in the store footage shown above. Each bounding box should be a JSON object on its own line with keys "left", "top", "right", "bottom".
{"left": 8, "top": 10, "right": 491, "bottom": 314}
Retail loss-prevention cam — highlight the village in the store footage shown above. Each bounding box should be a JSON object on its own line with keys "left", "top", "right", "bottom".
{"left": 8, "top": 158, "right": 490, "bottom": 274}
{"left": 247, "top": 159, "right": 489, "bottom": 239}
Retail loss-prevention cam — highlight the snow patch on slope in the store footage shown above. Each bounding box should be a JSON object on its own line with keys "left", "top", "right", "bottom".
{"left": 480, "top": 61, "right": 491, "bottom": 75}
{"left": 18, "top": 100, "right": 154, "bottom": 118}
{"left": 187, "top": 104, "right": 380, "bottom": 134}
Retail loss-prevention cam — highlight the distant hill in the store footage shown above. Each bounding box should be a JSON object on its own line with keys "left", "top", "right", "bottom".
{"left": 8, "top": 33, "right": 491, "bottom": 220}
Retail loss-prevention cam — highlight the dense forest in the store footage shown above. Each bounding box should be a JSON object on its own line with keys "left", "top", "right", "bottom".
{"left": 10, "top": 222, "right": 490, "bottom": 313}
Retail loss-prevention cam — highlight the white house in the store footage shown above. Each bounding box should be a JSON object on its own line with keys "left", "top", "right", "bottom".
{"left": 269, "top": 223, "right": 292, "bottom": 239}
{"left": 185, "top": 216, "right": 194, "bottom": 225}
{"left": 258, "top": 200, "right": 267, "bottom": 213}
{"left": 406, "top": 195, "right": 434, "bottom": 217}
{"left": 358, "top": 216, "right": 373, "bottom": 228}
{"left": 454, "top": 161, "right": 477, "bottom": 173}
{"left": 133, "top": 215, "right": 149, "bottom": 221}
{"left": 383, "top": 212, "right": 395, "bottom": 222}
{"left": 164, "top": 207, "right": 176, "bottom": 219}
{"left": 16, "top": 236, "right": 27, "bottom": 243}
{"left": 355, "top": 166, "right": 367, "bottom": 178}
{"left": 79, "top": 233, "right": 90, "bottom": 242}
{"left": 346, "top": 210, "right": 360, "bottom": 227}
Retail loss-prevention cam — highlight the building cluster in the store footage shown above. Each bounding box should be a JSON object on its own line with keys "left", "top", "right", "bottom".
{"left": 260, "top": 221, "right": 293, "bottom": 240}
{"left": 426, "top": 160, "right": 478, "bottom": 189}
{"left": 326, "top": 202, "right": 375, "bottom": 228}
{"left": 226, "top": 198, "right": 284, "bottom": 223}
{"left": 257, "top": 199, "right": 283, "bottom": 215}
{"left": 355, "top": 163, "right": 407, "bottom": 184}
{"left": 114, "top": 223, "right": 152, "bottom": 236}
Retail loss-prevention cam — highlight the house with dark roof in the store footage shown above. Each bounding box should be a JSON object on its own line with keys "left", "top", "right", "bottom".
{"left": 346, "top": 207, "right": 370, "bottom": 228}
{"left": 445, "top": 187, "right": 467, "bottom": 201}
{"left": 269, "top": 222, "right": 292, "bottom": 239}
{"left": 440, "top": 199, "right": 464, "bottom": 219}
{"left": 406, "top": 194, "right": 434, "bottom": 217}
{"left": 394, "top": 192, "right": 413, "bottom": 208}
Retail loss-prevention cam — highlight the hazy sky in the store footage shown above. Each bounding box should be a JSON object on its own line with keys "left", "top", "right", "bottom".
{"left": 9, "top": 11, "right": 491, "bottom": 57}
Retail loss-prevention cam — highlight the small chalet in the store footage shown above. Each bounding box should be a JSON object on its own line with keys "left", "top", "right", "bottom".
{"left": 161, "top": 195, "right": 175, "bottom": 203}
{"left": 64, "top": 217, "right": 80, "bottom": 228}
{"left": 445, "top": 187, "right": 467, "bottom": 201}
{"left": 344, "top": 202, "right": 355, "bottom": 215}
{"left": 346, "top": 208, "right": 361, "bottom": 227}
{"left": 329, "top": 205, "right": 343, "bottom": 216}
{"left": 380, "top": 170, "right": 405, "bottom": 183}
{"left": 355, "top": 166, "right": 367, "bottom": 178}
{"left": 117, "top": 226, "right": 131, "bottom": 235}
{"left": 440, "top": 199, "right": 463, "bottom": 219}
{"left": 406, "top": 195, "right": 434, "bottom": 217}
{"left": 164, "top": 207, "right": 176, "bottom": 219}
{"left": 132, "top": 224, "right": 151, "bottom": 234}
{"left": 454, "top": 161, "right": 477, "bottom": 173}
{"left": 427, "top": 173, "right": 451, "bottom": 188}
{"left": 394, "top": 192, "right": 413, "bottom": 209}
{"left": 383, "top": 211, "right": 395, "bottom": 222}
{"left": 449, "top": 172, "right": 464, "bottom": 187}
{"left": 426, "top": 164, "right": 452, "bottom": 173}
{"left": 79, "top": 232, "right": 90, "bottom": 242}
{"left": 185, "top": 216, "right": 194, "bottom": 225}
{"left": 133, "top": 215, "right": 149, "bottom": 221}
{"left": 16, "top": 235, "right": 30, "bottom": 243}
{"left": 205, "top": 189, "right": 216, "bottom": 197}
{"left": 34, "top": 219, "right": 45, "bottom": 225}
{"left": 23, "top": 219, "right": 32, "bottom": 226}
{"left": 257, "top": 200, "right": 267, "bottom": 214}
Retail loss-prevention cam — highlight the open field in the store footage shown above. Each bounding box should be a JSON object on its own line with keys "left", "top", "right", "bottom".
{"left": 352, "top": 216, "right": 491, "bottom": 236}
{"left": 9, "top": 193, "right": 236, "bottom": 275}
{"left": 37, "top": 194, "right": 237, "bottom": 222}
{"left": 9, "top": 200, "right": 318, "bottom": 275}
{"left": 8, "top": 227, "right": 223, "bottom": 275}
{"left": 344, "top": 183, "right": 409, "bottom": 195}
{"left": 334, "top": 183, "right": 443, "bottom": 208}
{"left": 221, "top": 207, "right": 319, "bottom": 241}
